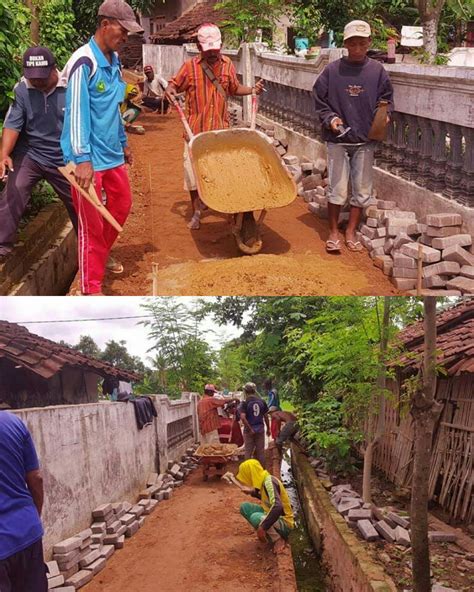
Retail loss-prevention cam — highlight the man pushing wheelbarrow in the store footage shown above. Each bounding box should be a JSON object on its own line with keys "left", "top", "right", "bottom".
{"left": 166, "top": 24, "right": 264, "bottom": 231}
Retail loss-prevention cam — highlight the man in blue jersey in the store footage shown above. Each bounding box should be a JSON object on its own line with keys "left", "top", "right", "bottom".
{"left": 61, "top": 0, "right": 143, "bottom": 295}
{"left": 239, "top": 383, "right": 270, "bottom": 468}
{"left": 0, "top": 411, "right": 46, "bottom": 591}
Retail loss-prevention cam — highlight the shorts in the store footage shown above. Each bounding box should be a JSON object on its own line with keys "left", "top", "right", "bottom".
{"left": 183, "top": 142, "right": 197, "bottom": 192}
{"left": 326, "top": 142, "right": 376, "bottom": 208}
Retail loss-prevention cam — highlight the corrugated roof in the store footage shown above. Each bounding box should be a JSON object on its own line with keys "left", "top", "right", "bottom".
{"left": 152, "top": 0, "right": 226, "bottom": 44}
{"left": 0, "top": 321, "right": 140, "bottom": 381}
{"left": 395, "top": 299, "right": 474, "bottom": 376}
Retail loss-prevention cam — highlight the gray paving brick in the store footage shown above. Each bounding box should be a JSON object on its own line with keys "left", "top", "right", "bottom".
{"left": 426, "top": 225, "right": 462, "bottom": 238}
{"left": 446, "top": 276, "right": 474, "bottom": 294}
{"left": 392, "top": 234, "right": 413, "bottom": 250}
{"left": 337, "top": 499, "right": 361, "bottom": 515}
{"left": 407, "top": 223, "right": 427, "bottom": 236}
{"left": 84, "top": 557, "right": 107, "bottom": 576}
{"left": 103, "top": 534, "right": 119, "bottom": 545}
{"left": 65, "top": 569, "right": 94, "bottom": 589}
{"left": 376, "top": 200, "right": 396, "bottom": 210}
{"left": 106, "top": 520, "right": 121, "bottom": 534}
{"left": 374, "top": 520, "right": 396, "bottom": 543}
{"left": 392, "top": 267, "right": 418, "bottom": 279}
{"left": 99, "top": 544, "right": 115, "bottom": 560}
{"left": 47, "top": 574, "right": 64, "bottom": 589}
{"left": 46, "top": 561, "right": 60, "bottom": 578}
{"left": 347, "top": 509, "right": 372, "bottom": 521}
{"left": 357, "top": 519, "right": 379, "bottom": 541}
{"left": 53, "top": 537, "right": 82, "bottom": 555}
{"left": 391, "top": 277, "right": 417, "bottom": 290}
{"left": 432, "top": 234, "right": 472, "bottom": 250}
{"left": 92, "top": 504, "right": 112, "bottom": 519}
{"left": 425, "top": 213, "right": 462, "bottom": 227}
{"left": 392, "top": 252, "right": 417, "bottom": 268}
{"left": 443, "top": 244, "right": 474, "bottom": 266}
{"left": 91, "top": 522, "right": 106, "bottom": 534}
{"left": 422, "top": 261, "right": 460, "bottom": 278}
{"left": 400, "top": 242, "right": 441, "bottom": 263}
{"left": 361, "top": 225, "right": 377, "bottom": 239}
{"left": 386, "top": 512, "right": 410, "bottom": 529}
{"left": 460, "top": 265, "right": 474, "bottom": 279}
{"left": 382, "top": 210, "right": 416, "bottom": 221}
{"left": 130, "top": 504, "right": 144, "bottom": 518}
{"left": 394, "top": 525, "right": 411, "bottom": 546}
{"left": 115, "top": 535, "right": 125, "bottom": 549}
{"left": 423, "top": 275, "right": 447, "bottom": 288}
{"left": 126, "top": 521, "right": 140, "bottom": 538}
{"left": 428, "top": 531, "right": 457, "bottom": 543}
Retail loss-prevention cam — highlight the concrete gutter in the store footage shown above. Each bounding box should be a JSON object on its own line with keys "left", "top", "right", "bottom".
{"left": 268, "top": 444, "right": 298, "bottom": 592}
{"left": 0, "top": 202, "right": 77, "bottom": 295}
{"left": 291, "top": 446, "right": 397, "bottom": 592}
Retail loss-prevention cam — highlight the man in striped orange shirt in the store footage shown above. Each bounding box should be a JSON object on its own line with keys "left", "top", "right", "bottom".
{"left": 166, "top": 23, "right": 264, "bottom": 229}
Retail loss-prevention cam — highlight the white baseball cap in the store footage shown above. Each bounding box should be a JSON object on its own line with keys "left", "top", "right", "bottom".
{"left": 343, "top": 20, "right": 371, "bottom": 41}
{"left": 197, "top": 23, "right": 222, "bottom": 52}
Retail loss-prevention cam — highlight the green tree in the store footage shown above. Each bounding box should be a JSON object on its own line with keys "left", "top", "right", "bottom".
{"left": 0, "top": 1, "right": 31, "bottom": 121}
{"left": 215, "top": 0, "right": 287, "bottom": 43}
{"left": 72, "top": 0, "right": 154, "bottom": 41}
{"left": 140, "top": 298, "right": 216, "bottom": 397}
{"left": 101, "top": 339, "right": 145, "bottom": 374}
{"left": 38, "top": 0, "right": 78, "bottom": 68}
{"left": 73, "top": 334, "right": 102, "bottom": 358}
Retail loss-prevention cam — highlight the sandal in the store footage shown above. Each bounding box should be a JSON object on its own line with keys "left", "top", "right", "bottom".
{"left": 106, "top": 256, "right": 124, "bottom": 274}
{"left": 345, "top": 239, "right": 363, "bottom": 252}
{"left": 325, "top": 239, "right": 341, "bottom": 253}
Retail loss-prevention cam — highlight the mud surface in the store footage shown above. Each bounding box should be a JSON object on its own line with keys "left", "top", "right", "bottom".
{"left": 71, "top": 112, "right": 400, "bottom": 296}
{"left": 83, "top": 464, "right": 276, "bottom": 592}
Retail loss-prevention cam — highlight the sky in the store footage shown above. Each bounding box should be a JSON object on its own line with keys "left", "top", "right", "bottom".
{"left": 0, "top": 297, "right": 242, "bottom": 363}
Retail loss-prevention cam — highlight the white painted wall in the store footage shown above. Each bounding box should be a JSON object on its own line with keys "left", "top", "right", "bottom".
{"left": 13, "top": 393, "right": 198, "bottom": 557}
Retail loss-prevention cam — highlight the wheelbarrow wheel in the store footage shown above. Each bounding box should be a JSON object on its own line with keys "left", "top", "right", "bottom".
{"left": 234, "top": 212, "right": 263, "bottom": 255}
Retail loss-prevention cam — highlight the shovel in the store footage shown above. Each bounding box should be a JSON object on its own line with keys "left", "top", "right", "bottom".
{"left": 58, "top": 162, "right": 123, "bottom": 233}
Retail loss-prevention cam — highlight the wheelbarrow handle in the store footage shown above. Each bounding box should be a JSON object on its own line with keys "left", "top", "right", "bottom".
{"left": 168, "top": 93, "right": 194, "bottom": 141}
{"left": 250, "top": 90, "right": 258, "bottom": 131}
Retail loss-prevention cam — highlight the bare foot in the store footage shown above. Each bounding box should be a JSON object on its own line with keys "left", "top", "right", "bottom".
{"left": 187, "top": 212, "right": 201, "bottom": 230}
{"left": 273, "top": 538, "right": 287, "bottom": 555}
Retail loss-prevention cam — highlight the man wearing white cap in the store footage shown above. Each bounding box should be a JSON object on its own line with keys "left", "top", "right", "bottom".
{"left": 313, "top": 20, "right": 393, "bottom": 254}
{"left": 166, "top": 23, "right": 264, "bottom": 230}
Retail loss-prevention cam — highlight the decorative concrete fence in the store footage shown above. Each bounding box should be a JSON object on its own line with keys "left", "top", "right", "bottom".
{"left": 13, "top": 393, "right": 198, "bottom": 556}
{"left": 143, "top": 43, "right": 474, "bottom": 226}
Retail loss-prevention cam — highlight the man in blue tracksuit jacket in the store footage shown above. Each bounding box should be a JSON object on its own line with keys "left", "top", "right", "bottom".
{"left": 61, "top": 0, "right": 143, "bottom": 295}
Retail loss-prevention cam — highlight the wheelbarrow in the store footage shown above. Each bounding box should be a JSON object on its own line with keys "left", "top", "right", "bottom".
{"left": 170, "top": 93, "right": 297, "bottom": 254}
{"left": 195, "top": 443, "right": 238, "bottom": 481}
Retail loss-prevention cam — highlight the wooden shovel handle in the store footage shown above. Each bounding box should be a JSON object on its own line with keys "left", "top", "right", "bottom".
{"left": 58, "top": 163, "right": 123, "bottom": 233}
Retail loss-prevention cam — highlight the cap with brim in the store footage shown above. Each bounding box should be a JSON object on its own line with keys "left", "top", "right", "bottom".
{"left": 197, "top": 24, "right": 222, "bottom": 52}
{"left": 23, "top": 46, "right": 55, "bottom": 79}
{"left": 204, "top": 383, "right": 217, "bottom": 392}
{"left": 98, "top": 0, "right": 144, "bottom": 33}
{"left": 343, "top": 20, "right": 371, "bottom": 41}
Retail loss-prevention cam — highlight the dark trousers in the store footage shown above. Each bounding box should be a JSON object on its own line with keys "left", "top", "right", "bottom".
{"left": 0, "top": 539, "right": 47, "bottom": 592}
{"left": 244, "top": 430, "right": 266, "bottom": 468}
{"left": 142, "top": 96, "right": 170, "bottom": 112}
{"left": 0, "top": 154, "right": 78, "bottom": 255}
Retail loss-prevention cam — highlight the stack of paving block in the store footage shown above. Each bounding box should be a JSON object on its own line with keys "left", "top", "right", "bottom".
{"left": 255, "top": 122, "right": 288, "bottom": 157}
{"left": 357, "top": 206, "right": 474, "bottom": 294}
{"left": 329, "top": 484, "right": 458, "bottom": 549}
{"left": 51, "top": 529, "right": 96, "bottom": 589}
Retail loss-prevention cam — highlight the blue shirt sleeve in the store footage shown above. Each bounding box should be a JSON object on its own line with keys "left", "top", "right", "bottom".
{"left": 67, "top": 63, "right": 93, "bottom": 164}
{"left": 4, "top": 84, "right": 26, "bottom": 132}
{"left": 313, "top": 67, "right": 338, "bottom": 129}
{"left": 22, "top": 429, "right": 40, "bottom": 473}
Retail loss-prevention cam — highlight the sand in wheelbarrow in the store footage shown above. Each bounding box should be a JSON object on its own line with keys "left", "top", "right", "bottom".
{"left": 194, "top": 131, "right": 293, "bottom": 212}
{"left": 154, "top": 253, "right": 397, "bottom": 296}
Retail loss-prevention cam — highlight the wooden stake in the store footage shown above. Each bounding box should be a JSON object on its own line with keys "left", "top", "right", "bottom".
{"left": 417, "top": 243, "right": 423, "bottom": 296}
{"left": 152, "top": 262, "right": 159, "bottom": 295}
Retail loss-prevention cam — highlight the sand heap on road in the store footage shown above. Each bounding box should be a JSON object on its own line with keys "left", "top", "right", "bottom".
{"left": 156, "top": 253, "right": 387, "bottom": 296}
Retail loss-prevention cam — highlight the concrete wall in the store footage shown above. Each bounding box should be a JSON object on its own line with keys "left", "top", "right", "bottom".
{"left": 13, "top": 393, "right": 198, "bottom": 557}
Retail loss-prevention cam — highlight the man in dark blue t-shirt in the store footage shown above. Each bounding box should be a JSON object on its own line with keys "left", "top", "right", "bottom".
{"left": 0, "top": 46, "right": 77, "bottom": 260}
{"left": 313, "top": 20, "right": 393, "bottom": 255}
{"left": 0, "top": 411, "right": 47, "bottom": 591}
{"left": 239, "top": 382, "right": 270, "bottom": 468}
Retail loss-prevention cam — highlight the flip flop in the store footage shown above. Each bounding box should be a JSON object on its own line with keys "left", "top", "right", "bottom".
{"left": 325, "top": 239, "right": 341, "bottom": 253}
{"left": 345, "top": 239, "right": 363, "bottom": 252}
{"left": 106, "top": 256, "right": 124, "bottom": 274}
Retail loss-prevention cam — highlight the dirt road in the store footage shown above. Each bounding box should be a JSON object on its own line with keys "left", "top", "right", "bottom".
{"left": 74, "top": 112, "right": 399, "bottom": 295}
{"left": 83, "top": 464, "right": 276, "bottom": 592}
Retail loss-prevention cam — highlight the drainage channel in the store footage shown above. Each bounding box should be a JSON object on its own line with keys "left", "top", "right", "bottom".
{"left": 281, "top": 453, "right": 328, "bottom": 592}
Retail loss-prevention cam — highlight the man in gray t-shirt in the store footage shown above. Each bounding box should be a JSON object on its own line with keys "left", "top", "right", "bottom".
{"left": 0, "top": 46, "right": 77, "bottom": 259}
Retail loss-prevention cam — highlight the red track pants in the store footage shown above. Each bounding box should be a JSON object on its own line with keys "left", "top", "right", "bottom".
{"left": 72, "top": 164, "right": 132, "bottom": 294}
